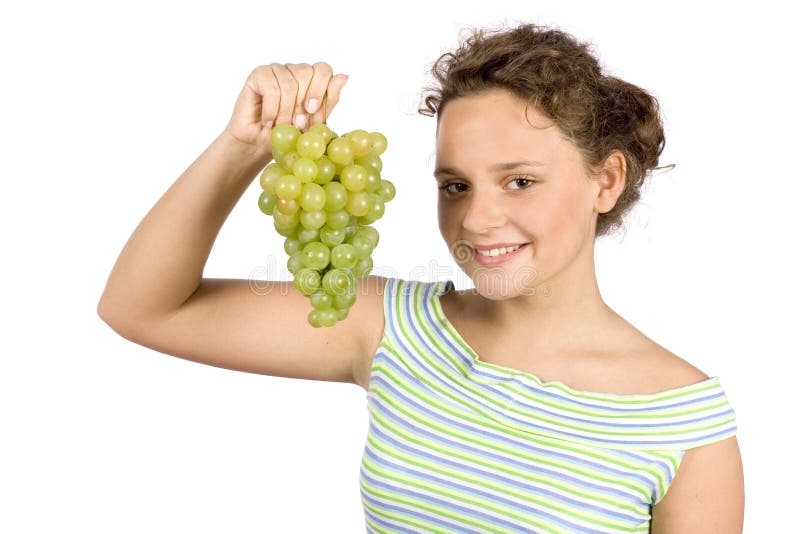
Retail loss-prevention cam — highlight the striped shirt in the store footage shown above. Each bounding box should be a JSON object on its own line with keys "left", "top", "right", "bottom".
{"left": 359, "top": 278, "right": 737, "bottom": 533}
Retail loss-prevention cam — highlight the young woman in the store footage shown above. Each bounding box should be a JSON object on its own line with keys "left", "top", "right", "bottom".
{"left": 98, "top": 23, "right": 743, "bottom": 533}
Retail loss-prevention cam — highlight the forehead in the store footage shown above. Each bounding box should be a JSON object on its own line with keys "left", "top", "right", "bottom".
{"left": 435, "top": 89, "right": 565, "bottom": 163}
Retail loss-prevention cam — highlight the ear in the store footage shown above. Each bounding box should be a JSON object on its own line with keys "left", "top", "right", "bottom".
{"left": 592, "top": 150, "right": 627, "bottom": 214}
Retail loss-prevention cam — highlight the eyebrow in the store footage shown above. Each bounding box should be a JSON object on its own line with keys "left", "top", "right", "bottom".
{"left": 433, "top": 160, "right": 545, "bottom": 179}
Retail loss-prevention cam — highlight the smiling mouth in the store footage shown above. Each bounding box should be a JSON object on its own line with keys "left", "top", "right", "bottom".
{"left": 474, "top": 244, "right": 523, "bottom": 257}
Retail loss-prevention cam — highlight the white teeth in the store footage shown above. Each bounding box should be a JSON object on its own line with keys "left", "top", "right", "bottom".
{"left": 476, "top": 244, "right": 522, "bottom": 257}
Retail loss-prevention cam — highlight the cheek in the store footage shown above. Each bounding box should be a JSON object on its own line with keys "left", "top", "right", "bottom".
{"left": 533, "top": 189, "right": 584, "bottom": 238}
{"left": 437, "top": 202, "right": 457, "bottom": 239}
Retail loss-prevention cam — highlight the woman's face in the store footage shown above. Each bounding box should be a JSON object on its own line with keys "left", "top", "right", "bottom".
{"left": 435, "top": 88, "right": 601, "bottom": 299}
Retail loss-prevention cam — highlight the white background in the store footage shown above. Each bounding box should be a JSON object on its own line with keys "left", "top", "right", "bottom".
{"left": 2, "top": 1, "right": 797, "bottom": 532}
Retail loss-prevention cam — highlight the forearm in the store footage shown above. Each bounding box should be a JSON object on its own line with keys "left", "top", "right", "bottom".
{"left": 98, "top": 130, "right": 271, "bottom": 321}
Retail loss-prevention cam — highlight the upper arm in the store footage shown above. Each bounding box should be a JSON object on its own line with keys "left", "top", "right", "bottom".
{"left": 651, "top": 435, "right": 744, "bottom": 533}
{"left": 100, "top": 274, "right": 387, "bottom": 389}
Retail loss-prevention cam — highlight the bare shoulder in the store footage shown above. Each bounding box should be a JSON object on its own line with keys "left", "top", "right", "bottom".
{"left": 651, "top": 434, "right": 744, "bottom": 532}
{"left": 598, "top": 303, "right": 709, "bottom": 390}
{"left": 606, "top": 319, "right": 712, "bottom": 394}
{"left": 642, "top": 343, "right": 711, "bottom": 391}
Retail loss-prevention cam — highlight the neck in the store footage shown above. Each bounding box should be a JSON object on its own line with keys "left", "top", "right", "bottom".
{"left": 469, "top": 241, "right": 617, "bottom": 351}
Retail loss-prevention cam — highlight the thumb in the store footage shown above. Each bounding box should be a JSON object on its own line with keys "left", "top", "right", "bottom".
{"left": 322, "top": 74, "right": 349, "bottom": 122}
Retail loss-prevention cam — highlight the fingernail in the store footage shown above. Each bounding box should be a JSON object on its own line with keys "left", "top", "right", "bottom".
{"left": 294, "top": 113, "right": 307, "bottom": 129}
{"left": 306, "top": 99, "right": 319, "bottom": 114}
{"left": 264, "top": 120, "right": 274, "bottom": 129}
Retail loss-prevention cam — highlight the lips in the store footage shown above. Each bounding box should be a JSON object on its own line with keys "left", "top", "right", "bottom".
{"left": 474, "top": 244, "right": 523, "bottom": 257}
{"left": 471, "top": 242, "right": 527, "bottom": 251}
{"left": 470, "top": 243, "right": 530, "bottom": 266}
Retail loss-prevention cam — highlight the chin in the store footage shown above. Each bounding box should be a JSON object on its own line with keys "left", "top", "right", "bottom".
{"left": 464, "top": 266, "right": 540, "bottom": 300}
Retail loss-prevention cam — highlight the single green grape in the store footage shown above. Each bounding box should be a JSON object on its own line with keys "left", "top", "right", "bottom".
{"left": 276, "top": 197, "right": 300, "bottom": 215}
{"left": 369, "top": 132, "right": 387, "bottom": 156}
{"left": 348, "top": 235, "right": 374, "bottom": 259}
{"left": 296, "top": 227, "right": 320, "bottom": 244}
{"left": 336, "top": 308, "right": 349, "bottom": 321}
{"left": 320, "top": 225, "right": 346, "bottom": 247}
{"left": 274, "top": 220, "right": 298, "bottom": 238}
{"left": 314, "top": 156, "right": 336, "bottom": 184}
{"left": 323, "top": 182, "right": 348, "bottom": 212}
{"left": 308, "top": 123, "right": 335, "bottom": 145}
{"left": 307, "top": 309, "right": 323, "bottom": 328}
{"left": 274, "top": 174, "right": 302, "bottom": 200}
{"left": 296, "top": 131, "right": 326, "bottom": 159}
{"left": 325, "top": 209, "right": 351, "bottom": 230}
{"left": 340, "top": 164, "right": 368, "bottom": 192}
{"left": 363, "top": 166, "right": 381, "bottom": 193}
{"left": 273, "top": 209, "right": 300, "bottom": 229}
{"left": 355, "top": 153, "right": 382, "bottom": 173}
{"left": 346, "top": 129, "right": 373, "bottom": 159}
{"left": 376, "top": 179, "right": 396, "bottom": 202}
{"left": 355, "top": 226, "right": 379, "bottom": 249}
{"left": 326, "top": 137, "right": 354, "bottom": 165}
{"left": 299, "top": 182, "right": 326, "bottom": 212}
{"left": 299, "top": 209, "right": 327, "bottom": 230}
{"left": 277, "top": 151, "right": 301, "bottom": 173}
{"left": 258, "top": 191, "right": 277, "bottom": 215}
{"left": 353, "top": 256, "right": 373, "bottom": 277}
{"left": 287, "top": 251, "right": 304, "bottom": 274}
{"left": 344, "top": 224, "right": 359, "bottom": 240}
{"left": 292, "top": 157, "right": 319, "bottom": 183}
{"left": 310, "top": 290, "right": 333, "bottom": 310}
{"left": 284, "top": 237, "right": 302, "bottom": 256}
{"left": 301, "top": 241, "right": 330, "bottom": 270}
{"left": 259, "top": 163, "right": 285, "bottom": 194}
{"left": 361, "top": 193, "right": 385, "bottom": 222}
{"left": 345, "top": 191, "right": 371, "bottom": 217}
{"left": 294, "top": 268, "right": 321, "bottom": 296}
{"left": 322, "top": 267, "right": 356, "bottom": 296}
{"left": 330, "top": 243, "right": 358, "bottom": 269}
{"left": 270, "top": 124, "right": 302, "bottom": 153}
{"left": 317, "top": 308, "right": 338, "bottom": 327}
{"left": 333, "top": 291, "right": 356, "bottom": 310}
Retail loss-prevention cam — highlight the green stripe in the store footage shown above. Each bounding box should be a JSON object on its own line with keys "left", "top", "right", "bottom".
{"left": 369, "top": 367, "right": 652, "bottom": 501}
{"left": 362, "top": 450, "right": 597, "bottom": 532}
{"left": 365, "top": 414, "right": 647, "bottom": 526}
{"left": 362, "top": 469, "right": 559, "bottom": 532}
{"left": 374, "top": 342, "right": 667, "bottom": 488}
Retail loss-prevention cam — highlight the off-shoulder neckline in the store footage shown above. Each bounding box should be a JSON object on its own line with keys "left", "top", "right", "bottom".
{"left": 427, "top": 279, "right": 721, "bottom": 402}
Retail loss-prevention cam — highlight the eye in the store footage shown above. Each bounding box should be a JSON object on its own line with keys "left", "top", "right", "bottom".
{"left": 438, "top": 182, "right": 468, "bottom": 195}
{"left": 507, "top": 176, "right": 535, "bottom": 190}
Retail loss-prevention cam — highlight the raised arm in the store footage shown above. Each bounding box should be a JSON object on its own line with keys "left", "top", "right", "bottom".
{"left": 97, "top": 63, "right": 383, "bottom": 389}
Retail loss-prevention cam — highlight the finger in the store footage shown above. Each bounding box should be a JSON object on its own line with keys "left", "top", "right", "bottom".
{"left": 249, "top": 65, "right": 280, "bottom": 128}
{"left": 285, "top": 63, "right": 314, "bottom": 130}
{"left": 304, "top": 62, "right": 334, "bottom": 126}
{"left": 321, "top": 74, "right": 349, "bottom": 123}
{"left": 270, "top": 63, "right": 299, "bottom": 127}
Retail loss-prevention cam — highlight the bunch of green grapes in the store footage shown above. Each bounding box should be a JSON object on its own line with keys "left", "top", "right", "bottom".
{"left": 257, "top": 123, "right": 396, "bottom": 328}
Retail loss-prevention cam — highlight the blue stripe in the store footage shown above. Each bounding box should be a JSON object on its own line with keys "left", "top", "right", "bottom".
{"left": 362, "top": 463, "right": 609, "bottom": 533}
{"left": 363, "top": 414, "right": 645, "bottom": 526}
{"left": 369, "top": 369, "right": 654, "bottom": 494}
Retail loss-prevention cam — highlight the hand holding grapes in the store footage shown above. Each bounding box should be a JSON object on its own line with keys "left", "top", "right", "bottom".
{"left": 225, "top": 62, "right": 349, "bottom": 153}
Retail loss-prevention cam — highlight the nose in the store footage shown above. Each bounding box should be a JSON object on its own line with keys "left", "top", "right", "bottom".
{"left": 460, "top": 191, "right": 506, "bottom": 235}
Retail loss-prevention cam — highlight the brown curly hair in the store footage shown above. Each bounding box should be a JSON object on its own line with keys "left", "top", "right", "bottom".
{"left": 419, "top": 22, "right": 673, "bottom": 238}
